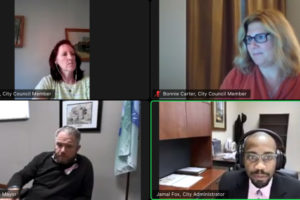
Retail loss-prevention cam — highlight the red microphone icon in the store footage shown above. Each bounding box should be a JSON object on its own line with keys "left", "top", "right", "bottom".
{"left": 154, "top": 90, "right": 160, "bottom": 98}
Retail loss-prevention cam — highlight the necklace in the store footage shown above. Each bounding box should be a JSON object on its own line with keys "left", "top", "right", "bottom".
{"left": 63, "top": 82, "right": 77, "bottom": 98}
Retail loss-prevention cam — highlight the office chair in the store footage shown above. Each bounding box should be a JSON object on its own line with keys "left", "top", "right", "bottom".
{"left": 277, "top": 168, "right": 299, "bottom": 180}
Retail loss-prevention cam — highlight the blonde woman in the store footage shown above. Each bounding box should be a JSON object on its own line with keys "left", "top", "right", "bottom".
{"left": 220, "top": 10, "right": 300, "bottom": 99}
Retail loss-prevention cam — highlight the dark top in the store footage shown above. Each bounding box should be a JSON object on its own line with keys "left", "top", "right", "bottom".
{"left": 7, "top": 151, "right": 94, "bottom": 200}
{"left": 233, "top": 113, "right": 247, "bottom": 144}
{"left": 219, "top": 169, "right": 300, "bottom": 199}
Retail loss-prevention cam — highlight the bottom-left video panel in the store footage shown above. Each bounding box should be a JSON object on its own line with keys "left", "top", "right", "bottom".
{"left": 0, "top": 100, "right": 144, "bottom": 200}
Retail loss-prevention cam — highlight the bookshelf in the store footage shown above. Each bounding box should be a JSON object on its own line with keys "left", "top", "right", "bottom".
{"left": 259, "top": 114, "right": 289, "bottom": 148}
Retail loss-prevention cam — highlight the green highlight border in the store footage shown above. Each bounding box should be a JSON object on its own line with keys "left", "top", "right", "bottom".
{"left": 150, "top": 99, "right": 298, "bottom": 200}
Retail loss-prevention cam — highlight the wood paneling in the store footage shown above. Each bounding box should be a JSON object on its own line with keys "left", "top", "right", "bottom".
{"left": 159, "top": 102, "right": 186, "bottom": 140}
{"left": 159, "top": 101, "right": 220, "bottom": 192}
{"left": 186, "top": 102, "right": 211, "bottom": 137}
{"left": 159, "top": 102, "right": 211, "bottom": 139}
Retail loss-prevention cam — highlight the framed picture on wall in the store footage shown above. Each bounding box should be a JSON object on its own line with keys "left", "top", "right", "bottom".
{"left": 65, "top": 28, "right": 90, "bottom": 62}
{"left": 60, "top": 100, "right": 102, "bottom": 132}
{"left": 15, "top": 16, "right": 24, "bottom": 47}
{"left": 212, "top": 101, "right": 226, "bottom": 130}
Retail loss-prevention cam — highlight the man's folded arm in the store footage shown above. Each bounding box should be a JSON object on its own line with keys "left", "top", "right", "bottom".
{"left": 7, "top": 153, "right": 41, "bottom": 189}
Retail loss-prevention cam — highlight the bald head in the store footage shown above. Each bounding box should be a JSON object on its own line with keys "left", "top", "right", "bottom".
{"left": 243, "top": 131, "right": 279, "bottom": 188}
{"left": 244, "top": 132, "right": 277, "bottom": 152}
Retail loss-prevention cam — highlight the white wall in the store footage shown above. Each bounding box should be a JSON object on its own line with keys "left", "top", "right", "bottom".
{"left": 159, "top": 0, "right": 186, "bottom": 89}
{"left": 286, "top": 0, "right": 300, "bottom": 42}
{"left": 213, "top": 101, "right": 300, "bottom": 172}
{"left": 15, "top": 0, "right": 90, "bottom": 89}
{"left": 0, "top": 101, "right": 140, "bottom": 200}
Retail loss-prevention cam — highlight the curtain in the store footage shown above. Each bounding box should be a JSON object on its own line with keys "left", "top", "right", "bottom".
{"left": 246, "top": 0, "right": 286, "bottom": 15}
{"left": 114, "top": 101, "right": 140, "bottom": 176}
{"left": 187, "top": 0, "right": 241, "bottom": 89}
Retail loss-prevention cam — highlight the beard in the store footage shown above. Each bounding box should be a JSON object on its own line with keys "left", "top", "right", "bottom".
{"left": 54, "top": 153, "right": 76, "bottom": 165}
{"left": 250, "top": 170, "right": 272, "bottom": 188}
{"left": 250, "top": 178, "right": 271, "bottom": 188}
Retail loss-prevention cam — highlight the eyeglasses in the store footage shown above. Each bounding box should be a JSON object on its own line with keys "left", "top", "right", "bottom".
{"left": 245, "top": 152, "right": 277, "bottom": 163}
{"left": 244, "top": 33, "right": 271, "bottom": 45}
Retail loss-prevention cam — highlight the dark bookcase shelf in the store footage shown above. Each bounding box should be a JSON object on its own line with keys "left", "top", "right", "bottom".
{"left": 259, "top": 114, "right": 289, "bottom": 148}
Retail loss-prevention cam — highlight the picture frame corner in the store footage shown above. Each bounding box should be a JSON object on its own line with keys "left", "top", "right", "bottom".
{"left": 65, "top": 28, "right": 90, "bottom": 62}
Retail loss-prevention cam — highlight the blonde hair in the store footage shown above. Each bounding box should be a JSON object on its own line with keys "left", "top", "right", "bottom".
{"left": 234, "top": 9, "right": 300, "bottom": 77}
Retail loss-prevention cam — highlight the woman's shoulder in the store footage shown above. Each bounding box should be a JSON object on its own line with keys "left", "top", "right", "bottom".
{"left": 42, "top": 74, "right": 54, "bottom": 82}
{"left": 81, "top": 75, "right": 90, "bottom": 81}
{"left": 220, "top": 67, "right": 248, "bottom": 89}
{"left": 228, "top": 66, "right": 251, "bottom": 77}
{"left": 35, "top": 74, "right": 55, "bottom": 89}
{"left": 79, "top": 75, "right": 90, "bottom": 86}
{"left": 75, "top": 75, "right": 90, "bottom": 99}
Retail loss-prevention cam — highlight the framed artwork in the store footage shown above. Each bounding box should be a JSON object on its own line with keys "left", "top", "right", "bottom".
{"left": 60, "top": 100, "right": 102, "bottom": 132}
{"left": 212, "top": 101, "right": 226, "bottom": 130}
{"left": 15, "top": 16, "right": 24, "bottom": 47}
{"left": 65, "top": 28, "right": 90, "bottom": 62}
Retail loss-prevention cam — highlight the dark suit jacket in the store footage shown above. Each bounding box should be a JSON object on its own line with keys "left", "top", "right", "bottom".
{"left": 219, "top": 169, "right": 300, "bottom": 199}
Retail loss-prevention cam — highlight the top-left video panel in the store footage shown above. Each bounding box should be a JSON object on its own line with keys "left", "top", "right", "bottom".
{"left": 14, "top": 0, "right": 90, "bottom": 100}
{"left": 11, "top": 0, "right": 150, "bottom": 100}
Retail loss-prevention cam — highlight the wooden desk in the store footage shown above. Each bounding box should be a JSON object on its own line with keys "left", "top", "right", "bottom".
{"left": 159, "top": 168, "right": 226, "bottom": 190}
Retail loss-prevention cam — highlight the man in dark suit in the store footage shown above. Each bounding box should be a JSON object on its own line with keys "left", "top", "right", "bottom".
{"left": 219, "top": 130, "right": 300, "bottom": 199}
